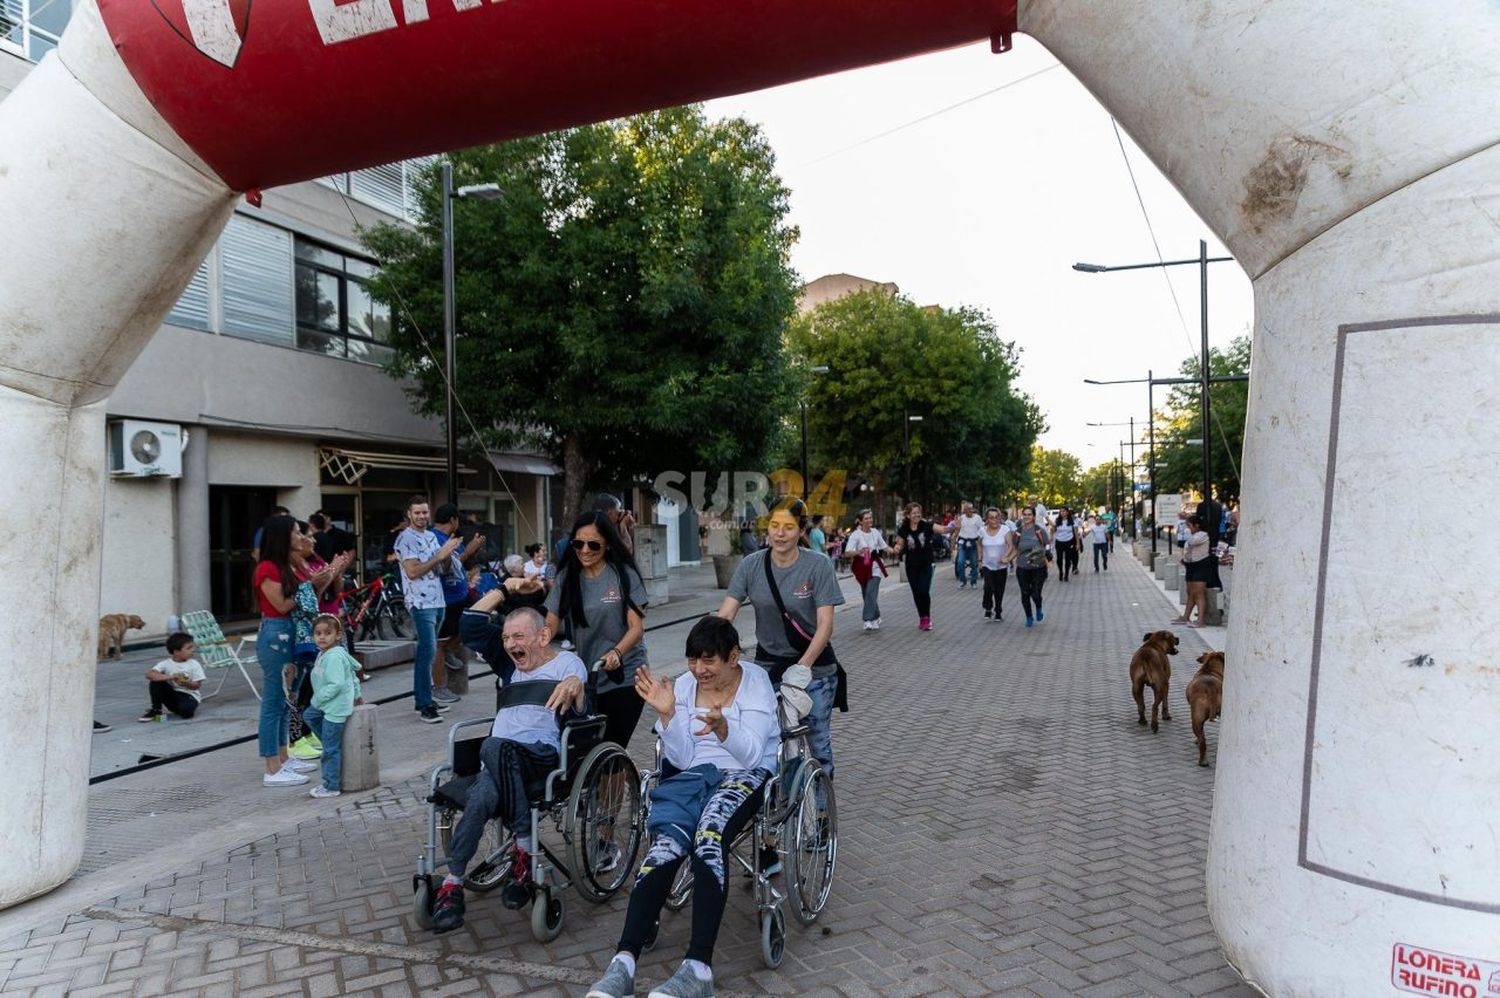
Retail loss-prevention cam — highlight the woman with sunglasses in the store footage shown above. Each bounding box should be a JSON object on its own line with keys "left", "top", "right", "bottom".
{"left": 545, "top": 511, "right": 649, "bottom": 749}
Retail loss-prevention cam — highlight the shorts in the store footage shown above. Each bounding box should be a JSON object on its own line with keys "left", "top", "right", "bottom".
{"left": 1184, "top": 558, "right": 1220, "bottom": 587}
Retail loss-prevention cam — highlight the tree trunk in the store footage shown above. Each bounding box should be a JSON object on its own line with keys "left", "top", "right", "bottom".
{"left": 560, "top": 432, "right": 590, "bottom": 534}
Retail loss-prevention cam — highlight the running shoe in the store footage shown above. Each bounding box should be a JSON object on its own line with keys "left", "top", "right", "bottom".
{"left": 648, "top": 963, "right": 714, "bottom": 998}
{"left": 287, "top": 758, "right": 319, "bottom": 774}
{"left": 417, "top": 705, "right": 443, "bottom": 724}
{"left": 431, "top": 880, "right": 466, "bottom": 933}
{"left": 432, "top": 687, "right": 461, "bottom": 704}
{"left": 586, "top": 957, "right": 636, "bottom": 998}
{"left": 1036, "top": 610, "right": 1044, "bottom": 622}
{"left": 289, "top": 735, "right": 322, "bottom": 760}
{"left": 309, "top": 786, "right": 341, "bottom": 799}
{"left": 93, "top": 721, "right": 112, "bottom": 733}
{"left": 593, "top": 840, "right": 622, "bottom": 875}
{"left": 502, "top": 848, "right": 533, "bottom": 909}
{"left": 1025, "top": 616, "right": 1034, "bottom": 628}
{"left": 138, "top": 708, "right": 163, "bottom": 723}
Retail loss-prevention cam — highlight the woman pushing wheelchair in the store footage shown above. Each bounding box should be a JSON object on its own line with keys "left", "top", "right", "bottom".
{"left": 587, "top": 616, "right": 779, "bottom": 998}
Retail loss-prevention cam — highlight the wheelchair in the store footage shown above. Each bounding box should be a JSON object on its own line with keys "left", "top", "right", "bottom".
{"left": 639, "top": 712, "right": 838, "bottom": 968}
{"left": 412, "top": 698, "right": 644, "bottom": 941}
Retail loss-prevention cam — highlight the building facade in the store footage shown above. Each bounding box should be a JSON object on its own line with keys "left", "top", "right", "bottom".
{"left": 3, "top": 11, "right": 555, "bottom": 630}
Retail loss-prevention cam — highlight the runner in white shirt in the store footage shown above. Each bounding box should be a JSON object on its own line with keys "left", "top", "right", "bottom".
{"left": 953, "top": 500, "right": 984, "bottom": 590}
{"left": 978, "top": 507, "right": 1014, "bottom": 621}
{"left": 843, "top": 509, "right": 890, "bottom": 630}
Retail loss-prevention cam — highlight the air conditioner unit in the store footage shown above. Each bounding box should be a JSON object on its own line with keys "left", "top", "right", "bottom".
{"left": 108, "top": 420, "right": 184, "bottom": 478}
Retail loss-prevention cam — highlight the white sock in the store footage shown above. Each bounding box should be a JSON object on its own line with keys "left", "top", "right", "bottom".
{"left": 515, "top": 834, "right": 535, "bottom": 854}
{"left": 443, "top": 873, "right": 464, "bottom": 887}
{"left": 611, "top": 952, "right": 636, "bottom": 977}
{"left": 684, "top": 959, "right": 712, "bottom": 982}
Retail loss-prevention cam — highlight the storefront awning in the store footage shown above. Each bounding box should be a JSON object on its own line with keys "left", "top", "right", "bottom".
{"left": 318, "top": 446, "right": 475, "bottom": 485}
{"left": 486, "top": 450, "right": 560, "bottom": 477}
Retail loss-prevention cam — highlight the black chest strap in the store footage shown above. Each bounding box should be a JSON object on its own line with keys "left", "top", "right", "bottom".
{"left": 497, "top": 681, "right": 559, "bottom": 710}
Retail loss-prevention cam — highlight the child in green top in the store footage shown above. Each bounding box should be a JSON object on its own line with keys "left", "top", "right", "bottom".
{"left": 303, "top": 614, "right": 363, "bottom": 799}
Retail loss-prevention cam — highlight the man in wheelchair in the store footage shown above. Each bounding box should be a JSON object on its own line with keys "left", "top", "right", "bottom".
{"left": 431, "top": 606, "right": 587, "bottom": 933}
{"left": 587, "top": 616, "right": 779, "bottom": 998}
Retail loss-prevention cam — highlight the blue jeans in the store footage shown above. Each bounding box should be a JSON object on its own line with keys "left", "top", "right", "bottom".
{"left": 804, "top": 675, "right": 836, "bottom": 783}
{"left": 954, "top": 539, "right": 979, "bottom": 585}
{"left": 256, "top": 618, "right": 294, "bottom": 758}
{"left": 409, "top": 605, "right": 443, "bottom": 709}
{"left": 301, "top": 706, "right": 344, "bottom": 792}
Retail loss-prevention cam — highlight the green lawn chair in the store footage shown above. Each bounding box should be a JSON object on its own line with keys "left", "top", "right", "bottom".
{"left": 179, "top": 610, "right": 260, "bottom": 700}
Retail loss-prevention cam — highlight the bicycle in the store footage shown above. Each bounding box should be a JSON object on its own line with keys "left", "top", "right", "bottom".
{"left": 340, "top": 567, "right": 414, "bottom": 642}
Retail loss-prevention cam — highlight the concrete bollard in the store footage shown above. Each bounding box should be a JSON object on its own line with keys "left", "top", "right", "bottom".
{"left": 1155, "top": 556, "right": 1168, "bottom": 580}
{"left": 1164, "top": 561, "right": 1180, "bottom": 591}
{"left": 1203, "top": 589, "right": 1225, "bottom": 626}
{"left": 445, "top": 654, "right": 470, "bottom": 696}
{"left": 340, "top": 703, "right": 381, "bottom": 793}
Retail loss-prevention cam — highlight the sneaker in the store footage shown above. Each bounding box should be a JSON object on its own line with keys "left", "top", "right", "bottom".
{"left": 288, "top": 736, "right": 321, "bottom": 760}
{"left": 93, "top": 721, "right": 112, "bottom": 733}
{"left": 263, "top": 767, "right": 309, "bottom": 787}
{"left": 759, "top": 846, "right": 783, "bottom": 876}
{"left": 1036, "top": 609, "right": 1044, "bottom": 622}
{"left": 593, "top": 840, "right": 622, "bottom": 876}
{"left": 647, "top": 962, "right": 714, "bottom": 998}
{"left": 304, "top": 731, "right": 323, "bottom": 750}
{"left": 138, "top": 709, "right": 163, "bottom": 723}
{"left": 502, "top": 849, "right": 533, "bottom": 910}
{"left": 434, "top": 700, "right": 452, "bottom": 712}
{"left": 286, "top": 758, "right": 319, "bottom": 774}
{"left": 432, "top": 686, "right": 461, "bottom": 704}
{"left": 872, "top": 618, "right": 881, "bottom": 630}
{"left": 309, "top": 785, "right": 341, "bottom": 799}
{"left": 862, "top": 620, "right": 873, "bottom": 631}
{"left": 983, "top": 610, "right": 991, "bottom": 619}
{"left": 417, "top": 705, "right": 443, "bottom": 724}
{"left": 586, "top": 957, "right": 636, "bottom": 998}
{"left": 1025, "top": 615, "right": 1034, "bottom": 628}
{"left": 431, "top": 881, "right": 466, "bottom": 933}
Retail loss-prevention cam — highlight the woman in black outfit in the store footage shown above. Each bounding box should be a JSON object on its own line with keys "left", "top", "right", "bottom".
{"left": 893, "top": 502, "right": 952, "bottom": 632}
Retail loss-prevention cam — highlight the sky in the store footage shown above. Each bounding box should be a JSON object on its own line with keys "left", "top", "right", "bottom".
{"left": 703, "top": 36, "right": 1255, "bottom": 472}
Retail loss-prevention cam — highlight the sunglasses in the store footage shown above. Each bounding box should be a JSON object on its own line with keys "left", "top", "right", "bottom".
{"left": 571, "top": 539, "right": 604, "bottom": 552}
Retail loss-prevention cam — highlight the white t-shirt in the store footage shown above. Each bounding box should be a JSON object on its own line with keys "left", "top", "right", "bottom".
{"left": 658, "top": 661, "right": 779, "bottom": 773}
{"left": 956, "top": 514, "right": 984, "bottom": 540}
{"left": 523, "top": 560, "right": 547, "bottom": 578}
{"left": 1088, "top": 521, "right": 1108, "bottom": 544}
{"left": 843, "top": 527, "right": 888, "bottom": 576}
{"left": 979, "top": 524, "right": 1012, "bottom": 570}
{"left": 154, "top": 657, "right": 207, "bottom": 702}
{"left": 1034, "top": 503, "right": 1051, "bottom": 527}
{"left": 491, "top": 650, "right": 588, "bottom": 752}
{"left": 1054, "top": 521, "right": 1075, "bottom": 543}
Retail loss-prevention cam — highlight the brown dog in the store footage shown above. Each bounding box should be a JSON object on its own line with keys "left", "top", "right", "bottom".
{"left": 1130, "top": 630, "right": 1178, "bottom": 732}
{"left": 98, "top": 614, "right": 146, "bottom": 659}
{"left": 1185, "top": 651, "right": 1226, "bottom": 766}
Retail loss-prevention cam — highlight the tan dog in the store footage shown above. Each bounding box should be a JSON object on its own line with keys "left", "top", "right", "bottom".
{"left": 1130, "top": 630, "right": 1178, "bottom": 732}
{"left": 1185, "top": 651, "right": 1226, "bottom": 766}
{"left": 98, "top": 614, "right": 146, "bottom": 659}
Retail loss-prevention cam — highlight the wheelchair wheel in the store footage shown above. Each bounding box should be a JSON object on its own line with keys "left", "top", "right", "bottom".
{"left": 530, "top": 888, "right": 565, "bottom": 943}
{"left": 785, "top": 763, "right": 837, "bottom": 926}
{"left": 413, "top": 877, "right": 435, "bottom": 930}
{"left": 664, "top": 858, "right": 693, "bottom": 911}
{"left": 565, "top": 742, "right": 643, "bottom": 902}
{"left": 759, "top": 906, "right": 786, "bottom": 968}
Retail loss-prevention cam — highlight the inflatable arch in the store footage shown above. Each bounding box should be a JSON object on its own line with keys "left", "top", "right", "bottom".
{"left": 1, "top": 1, "right": 1496, "bottom": 993}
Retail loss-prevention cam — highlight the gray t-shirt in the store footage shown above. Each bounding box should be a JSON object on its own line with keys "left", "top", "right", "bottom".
{"left": 726, "top": 548, "right": 845, "bottom": 680}
{"left": 544, "top": 562, "right": 648, "bottom": 694}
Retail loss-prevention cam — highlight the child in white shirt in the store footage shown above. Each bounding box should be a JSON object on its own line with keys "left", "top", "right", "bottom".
{"left": 140, "top": 633, "right": 205, "bottom": 721}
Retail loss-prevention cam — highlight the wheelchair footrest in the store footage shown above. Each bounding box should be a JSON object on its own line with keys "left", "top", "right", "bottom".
{"left": 429, "top": 775, "right": 477, "bottom": 810}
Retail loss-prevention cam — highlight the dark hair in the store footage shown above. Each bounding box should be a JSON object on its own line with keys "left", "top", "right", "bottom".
{"left": 272, "top": 505, "right": 290, "bottom": 516}
{"left": 433, "top": 502, "right": 459, "bottom": 524}
{"left": 684, "top": 616, "right": 741, "bottom": 662}
{"left": 406, "top": 494, "right": 430, "bottom": 512}
{"left": 258, "top": 515, "right": 298, "bottom": 600}
{"left": 307, "top": 512, "right": 328, "bottom": 531}
{"left": 557, "top": 510, "right": 642, "bottom": 630}
{"left": 165, "top": 632, "right": 194, "bottom": 654}
{"left": 592, "top": 493, "right": 624, "bottom": 514}
{"left": 524, "top": 543, "right": 542, "bottom": 557}
{"left": 1187, "top": 514, "right": 1204, "bottom": 529}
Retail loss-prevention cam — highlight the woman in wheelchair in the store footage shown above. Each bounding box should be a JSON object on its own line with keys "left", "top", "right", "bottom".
{"left": 430, "top": 607, "right": 587, "bottom": 933}
{"left": 588, "top": 616, "right": 778, "bottom": 998}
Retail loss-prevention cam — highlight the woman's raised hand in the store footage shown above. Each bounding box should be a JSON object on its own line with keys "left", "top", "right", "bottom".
{"left": 634, "top": 665, "right": 675, "bottom": 718}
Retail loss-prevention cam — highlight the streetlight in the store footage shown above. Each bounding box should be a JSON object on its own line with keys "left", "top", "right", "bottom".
{"left": 1084, "top": 371, "right": 1249, "bottom": 554}
{"left": 441, "top": 163, "right": 504, "bottom": 505}
{"left": 799, "top": 365, "right": 830, "bottom": 501}
{"left": 1074, "top": 241, "right": 1235, "bottom": 536}
{"left": 904, "top": 412, "right": 924, "bottom": 502}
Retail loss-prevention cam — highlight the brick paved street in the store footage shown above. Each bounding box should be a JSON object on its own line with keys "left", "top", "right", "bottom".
{"left": 0, "top": 555, "right": 1254, "bottom": 997}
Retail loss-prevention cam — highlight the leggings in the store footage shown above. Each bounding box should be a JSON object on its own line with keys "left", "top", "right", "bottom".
{"left": 907, "top": 560, "right": 933, "bottom": 618}
{"left": 1055, "top": 542, "right": 1073, "bottom": 580}
{"left": 981, "top": 567, "right": 1008, "bottom": 616}
{"left": 619, "top": 770, "right": 769, "bottom": 965}
{"left": 1016, "top": 567, "right": 1046, "bottom": 618}
{"left": 448, "top": 737, "right": 559, "bottom": 877}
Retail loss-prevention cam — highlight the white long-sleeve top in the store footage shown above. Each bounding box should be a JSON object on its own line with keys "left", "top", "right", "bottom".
{"left": 657, "top": 661, "right": 779, "bottom": 773}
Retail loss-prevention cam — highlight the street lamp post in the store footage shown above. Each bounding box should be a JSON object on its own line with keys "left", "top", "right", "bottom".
{"left": 440, "top": 163, "right": 503, "bottom": 505}
{"left": 1074, "top": 241, "right": 1233, "bottom": 524}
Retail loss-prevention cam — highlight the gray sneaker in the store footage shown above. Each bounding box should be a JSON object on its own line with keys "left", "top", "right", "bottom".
{"left": 647, "top": 964, "right": 713, "bottom": 998}
{"left": 585, "top": 957, "right": 635, "bottom": 998}
{"left": 432, "top": 687, "right": 461, "bottom": 704}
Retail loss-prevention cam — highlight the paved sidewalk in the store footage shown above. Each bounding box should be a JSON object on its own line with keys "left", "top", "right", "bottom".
{"left": 2, "top": 554, "right": 1252, "bottom": 996}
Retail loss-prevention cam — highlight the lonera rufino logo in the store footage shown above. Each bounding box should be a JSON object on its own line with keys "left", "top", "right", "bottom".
{"left": 150, "top": 0, "right": 251, "bottom": 68}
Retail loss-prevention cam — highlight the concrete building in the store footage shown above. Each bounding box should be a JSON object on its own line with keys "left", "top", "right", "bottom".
{"left": 797, "top": 272, "right": 899, "bottom": 314}
{"left": 2, "top": 10, "right": 555, "bottom": 632}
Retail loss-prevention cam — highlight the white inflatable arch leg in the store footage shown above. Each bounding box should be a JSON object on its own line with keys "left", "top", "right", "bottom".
{"left": 0, "top": 3, "right": 234, "bottom": 906}
{"left": 1021, "top": 2, "right": 1500, "bottom": 994}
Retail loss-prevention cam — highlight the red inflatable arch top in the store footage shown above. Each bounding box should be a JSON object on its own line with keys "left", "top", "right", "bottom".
{"left": 97, "top": 0, "right": 1016, "bottom": 192}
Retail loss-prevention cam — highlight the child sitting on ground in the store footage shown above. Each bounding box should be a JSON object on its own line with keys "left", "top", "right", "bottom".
{"left": 140, "top": 632, "right": 205, "bottom": 722}
{"left": 301, "top": 613, "right": 363, "bottom": 799}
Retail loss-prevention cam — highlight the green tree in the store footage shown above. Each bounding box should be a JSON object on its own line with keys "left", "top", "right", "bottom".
{"left": 1150, "top": 335, "right": 1251, "bottom": 502}
{"left": 362, "top": 107, "right": 802, "bottom": 525}
{"left": 1025, "top": 446, "right": 1083, "bottom": 508}
{"left": 1079, "top": 460, "right": 1114, "bottom": 510}
{"left": 786, "top": 291, "right": 1042, "bottom": 521}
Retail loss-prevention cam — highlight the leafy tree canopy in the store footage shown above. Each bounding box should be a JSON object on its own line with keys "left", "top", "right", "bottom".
{"left": 1149, "top": 335, "right": 1250, "bottom": 502}
{"left": 1026, "top": 446, "right": 1084, "bottom": 509}
{"left": 362, "top": 106, "right": 803, "bottom": 523}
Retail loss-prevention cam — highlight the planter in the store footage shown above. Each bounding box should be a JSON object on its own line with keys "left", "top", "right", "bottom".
{"left": 712, "top": 554, "right": 743, "bottom": 588}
